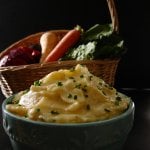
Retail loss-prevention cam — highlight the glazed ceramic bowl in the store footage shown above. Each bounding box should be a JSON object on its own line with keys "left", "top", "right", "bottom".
{"left": 2, "top": 94, "right": 134, "bottom": 150}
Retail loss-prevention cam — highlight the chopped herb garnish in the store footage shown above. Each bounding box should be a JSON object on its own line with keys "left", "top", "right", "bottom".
{"left": 51, "top": 110, "right": 59, "bottom": 115}
{"left": 69, "top": 77, "right": 76, "bottom": 82}
{"left": 75, "top": 84, "right": 82, "bottom": 89}
{"left": 36, "top": 108, "right": 40, "bottom": 112}
{"left": 102, "top": 91, "right": 106, "bottom": 96}
{"left": 80, "top": 75, "right": 84, "bottom": 78}
{"left": 116, "top": 96, "right": 122, "bottom": 101}
{"left": 104, "top": 108, "right": 111, "bottom": 112}
{"left": 86, "top": 104, "right": 91, "bottom": 110}
{"left": 89, "top": 75, "right": 93, "bottom": 81}
{"left": 99, "top": 82, "right": 103, "bottom": 86}
{"left": 57, "top": 81, "right": 63, "bottom": 86}
{"left": 24, "top": 114, "right": 28, "bottom": 118}
{"left": 34, "top": 80, "right": 42, "bottom": 86}
{"left": 84, "top": 94, "right": 88, "bottom": 98}
{"left": 13, "top": 99, "right": 20, "bottom": 104}
{"left": 74, "top": 95, "right": 78, "bottom": 100}
{"left": 82, "top": 85, "right": 87, "bottom": 92}
{"left": 68, "top": 94, "right": 72, "bottom": 98}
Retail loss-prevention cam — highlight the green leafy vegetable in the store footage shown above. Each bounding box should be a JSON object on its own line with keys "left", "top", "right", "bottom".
{"left": 81, "top": 24, "right": 113, "bottom": 42}
{"left": 62, "top": 24, "right": 126, "bottom": 60}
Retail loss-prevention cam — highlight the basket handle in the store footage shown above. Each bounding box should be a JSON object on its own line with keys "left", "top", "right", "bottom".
{"left": 106, "top": 0, "right": 119, "bottom": 33}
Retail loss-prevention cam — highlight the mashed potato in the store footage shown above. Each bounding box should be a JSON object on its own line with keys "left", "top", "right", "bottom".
{"left": 6, "top": 64, "right": 130, "bottom": 123}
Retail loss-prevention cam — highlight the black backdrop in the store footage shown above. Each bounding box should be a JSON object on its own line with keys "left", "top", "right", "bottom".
{"left": 0, "top": 0, "right": 150, "bottom": 88}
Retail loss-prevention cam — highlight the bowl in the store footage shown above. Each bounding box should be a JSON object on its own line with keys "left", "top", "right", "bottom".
{"left": 2, "top": 94, "right": 135, "bottom": 150}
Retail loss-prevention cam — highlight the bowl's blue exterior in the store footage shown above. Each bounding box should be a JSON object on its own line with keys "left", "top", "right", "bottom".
{"left": 2, "top": 95, "right": 135, "bottom": 150}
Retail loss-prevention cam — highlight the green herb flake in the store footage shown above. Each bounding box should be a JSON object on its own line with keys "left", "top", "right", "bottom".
{"left": 75, "top": 84, "right": 82, "bottom": 89}
{"left": 82, "top": 85, "right": 87, "bottom": 92}
{"left": 86, "top": 104, "right": 91, "bottom": 110}
{"left": 69, "top": 77, "right": 75, "bottom": 80}
{"left": 24, "top": 114, "right": 28, "bottom": 118}
{"left": 84, "top": 94, "right": 88, "bottom": 98}
{"left": 51, "top": 110, "right": 59, "bottom": 115}
{"left": 102, "top": 91, "right": 106, "bottom": 96}
{"left": 116, "top": 96, "right": 122, "bottom": 101}
{"left": 68, "top": 94, "right": 72, "bottom": 98}
{"left": 89, "top": 75, "right": 93, "bottom": 81}
{"left": 36, "top": 108, "right": 40, "bottom": 112}
{"left": 13, "top": 99, "right": 20, "bottom": 104}
{"left": 34, "top": 80, "right": 42, "bottom": 86}
{"left": 80, "top": 75, "right": 84, "bottom": 78}
{"left": 57, "top": 81, "right": 63, "bottom": 86}
{"left": 74, "top": 95, "right": 78, "bottom": 100}
{"left": 99, "top": 82, "right": 103, "bottom": 86}
{"left": 104, "top": 108, "right": 110, "bottom": 112}
{"left": 69, "top": 76, "right": 76, "bottom": 82}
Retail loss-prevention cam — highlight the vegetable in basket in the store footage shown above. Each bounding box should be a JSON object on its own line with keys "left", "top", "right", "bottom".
{"left": 0, "top": 24, "right": 125, "bottom": 67}
{"left": 43, "top": 25, "right": 82, "bottom": 63}
{"left": 40, "top": 31, "right": 59, "bottom": 63}
{"left": 0, "top": 46, "right": 41, "bottom": 67}
{"left": 61, "top": 24, "right": 126, "bottom": 60}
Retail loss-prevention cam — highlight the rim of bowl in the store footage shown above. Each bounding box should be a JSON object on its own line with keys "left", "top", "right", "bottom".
{"left": 2, "top": 94, "right": 134, "bottom": 127}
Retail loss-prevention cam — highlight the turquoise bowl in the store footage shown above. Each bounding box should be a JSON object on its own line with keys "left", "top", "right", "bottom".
{"left": 2, "top": 94, "right": 135, "bottom": 150}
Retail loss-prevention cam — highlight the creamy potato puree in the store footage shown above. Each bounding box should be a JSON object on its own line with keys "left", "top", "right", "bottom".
{"left": 6, "top": 64, "right": 130, "bottom": 123}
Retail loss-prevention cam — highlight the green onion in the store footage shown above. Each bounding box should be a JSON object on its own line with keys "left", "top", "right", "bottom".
{"left": 36, "top": 108, "right": 40, "bottom": 112}
{"left": 80, "top": 75, "right": 84, "bottom": 78}
{"left": 74, "top": 95, "right": 78, "bottom": 100}
{"left": 75, "top": 84, "right": 82, "bottom": 89}
{"left": 68, "top": 94, "right": 72, "bottom": 98}
{"left": 51, "top": 110, "right": 59, "bottom": 115}
{"left": 116, "top": 96, "right": 122, "bottom": 101}
{"left": 84, "top": 94, "right": 88, "bottom": 98}
{"left": 104, "top": 108, "right": 110, "bottom": 112}
{"left": 86, "top": 104, "right": 91, "bottom": 110}
{"left": 34, "top": 80, "right": 42, "bottom": 86}
{"left": 57, "top": 81, "right": 63, "bottom": 86}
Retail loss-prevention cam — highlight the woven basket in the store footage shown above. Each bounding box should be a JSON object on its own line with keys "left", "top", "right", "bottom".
{"left": 0, "top": 0, "right": 120, "bottom": 98}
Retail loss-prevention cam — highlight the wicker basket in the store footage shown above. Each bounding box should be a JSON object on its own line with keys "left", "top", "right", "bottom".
{"left": 0, "top": 0, "right": 120, "bottom": 98}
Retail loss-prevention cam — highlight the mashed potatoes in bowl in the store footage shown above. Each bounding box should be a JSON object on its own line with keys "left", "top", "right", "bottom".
{"left": 2, "top": 64, "right": 134, "bottom": 150}
{"left": 6, "top": 64, "right": 130, "bottom": 123}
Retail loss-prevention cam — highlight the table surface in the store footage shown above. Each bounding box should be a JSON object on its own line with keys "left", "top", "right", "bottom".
{"left": 1, "top": 88, "right": 150, "bottom": 150}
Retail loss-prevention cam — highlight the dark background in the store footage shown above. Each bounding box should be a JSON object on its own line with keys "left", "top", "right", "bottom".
{"left": 0, "top": 0, "right": 150, "bottom": 88}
